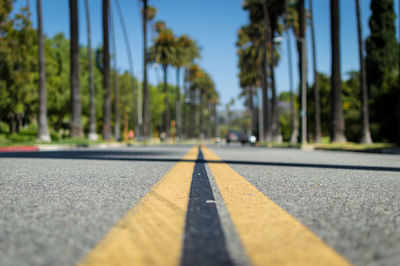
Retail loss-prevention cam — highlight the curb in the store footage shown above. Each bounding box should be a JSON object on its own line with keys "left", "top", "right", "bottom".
{"left": 37, "top": 143, "right": 130, "bottom": 151}
{"left": 0, "top": 143, "right": 130, "bottom": 152}
{"left": 314, "top": 147, "right": 400, "bottom": 155}
{"left": 0, "top": 145, "right": 39, "bottom": 152}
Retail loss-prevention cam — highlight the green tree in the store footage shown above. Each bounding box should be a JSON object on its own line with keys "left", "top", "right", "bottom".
{"left": 366, "top": 0, "right": 398, "bottom": 142}
{"left": 45, "top": 33, "right": 70, "bottom": 131}
{"left": 118, "top": 71, "right": 135, "bottom": 140}
{"left": 0, "top": 3, "right": 37, "bottom": 134}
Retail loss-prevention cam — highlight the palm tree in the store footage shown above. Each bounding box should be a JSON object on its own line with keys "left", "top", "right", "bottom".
{"left": 173, "top": 35, "right": 199, "bottom": 140}
{"left": 286, "top": 29, "right": 297, "bottom": 143}
{"left": 139, "top": 3, "right": 157, "bottom": 139}
{"left": 115, "top": 0, "right": 140, "bottom": 140}
{"left": 262, "top": 0, "right": 272, "bottom": 142}
{"left": 263, "top": 1, "right": 282, "bottom": 143}
{"left": 141, "top": 0, "right": 149, "bottom": 139}
{"left": 85, "top": 0, "right": 97, "bottom": 141}
{"left": 237, "top": 37, "right": 258, "bottom": 136}
{"left": 209, "top": 90, "right": 219, "bottom": 138}
{"left": 398, "top": 0, "right": 400, "bottom": 145}
{"left": 110, "top": 6, "right": 120, "bottom": 141}
{"left": 36, "top": 0, "right": 50, "bottom": 142}
{"left": 285, "top": 0, "right": 299, "bottom": 143}
{"left": 237, "top": 22, "right": 267, "bottom": 142}
{"left": 269, "top": 40, "right": 280, "bottom": 142}
{"left": 354, "top": 0, "right": 372, "bottom": 144}
{"left": 186, "top": 64, "right": 202, "bottom": 138}
{"left": 149, "top": 25, "right": 177, "bottom": 139}
{"left": 330, "top": 0, "right": 346, "bottom": 142}
{"left": 309, "top": 0, "right": 321, "bottom": 143}
{"left": 70, "top": 0, "right": 83, "bottom": 137}
{"left": 102, "top": 0, "right": 112, "bottom": 140}
{"left": 173, "top": 36, "right": 186, "bottom": 140}
{"left": 298, "top": 0, "right": 307, "bottom": 144}
{"left": 242, "top": 0, "right": 285, "bottom": 142}
{"left": 185, "top": 66, "right": 215, "bottom": 138}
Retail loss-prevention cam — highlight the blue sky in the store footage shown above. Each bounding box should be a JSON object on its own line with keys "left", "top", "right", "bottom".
{"left": 14, "top": 0, "right": 400, "bottom": 109}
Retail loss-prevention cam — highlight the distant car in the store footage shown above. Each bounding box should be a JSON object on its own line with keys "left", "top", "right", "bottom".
{"left": 226, "top": 130, "right": 256, "bottom": 145}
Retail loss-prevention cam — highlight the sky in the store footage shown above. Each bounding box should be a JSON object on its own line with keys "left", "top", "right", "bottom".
{"left": 13, "top": 0, "right": 400, "bottom": 109}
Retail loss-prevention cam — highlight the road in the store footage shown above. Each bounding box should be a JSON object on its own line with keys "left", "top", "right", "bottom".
{"left": 0, "top": 145, "right": 399, "bottom": 266}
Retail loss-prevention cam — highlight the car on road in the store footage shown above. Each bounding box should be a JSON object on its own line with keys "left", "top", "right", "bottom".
{"left": 226, "top": 130, "right": 256, "bottom": 145}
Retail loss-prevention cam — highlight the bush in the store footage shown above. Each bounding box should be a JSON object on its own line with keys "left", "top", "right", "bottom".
{"left": 0, "top": 122, "right": 9, "bottom": 134}
{"left": 0, "top": 134, "right": 11, "bottom": 145}
{"left": 50, "top": 129, "right": 61, "bottom": 141}
{"left": 19, "top": 123, "right": 38, "bottom": 136}
{"left": 8, "top": 133, "right": 35, "bottom": 143}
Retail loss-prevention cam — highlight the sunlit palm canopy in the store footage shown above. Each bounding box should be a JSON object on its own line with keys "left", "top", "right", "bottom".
{"left": 148, "top": 25, "right": 176, "bottom": 67}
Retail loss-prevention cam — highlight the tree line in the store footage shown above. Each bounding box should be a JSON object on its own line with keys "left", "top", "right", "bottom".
{"left": 0, "top": 0, "right": 217, "bottom": 142}
{"left": 238, "top": 0, "right": 400, "bottom": 144}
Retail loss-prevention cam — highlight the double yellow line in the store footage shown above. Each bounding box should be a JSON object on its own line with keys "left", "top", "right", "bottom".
{"left": 79, "top": 146, "right": 350, "bottom": 266}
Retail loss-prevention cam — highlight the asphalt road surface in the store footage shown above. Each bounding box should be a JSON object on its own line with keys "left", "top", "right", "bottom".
{"left": 1, "top": 145, "right": 399, "bottom": 266}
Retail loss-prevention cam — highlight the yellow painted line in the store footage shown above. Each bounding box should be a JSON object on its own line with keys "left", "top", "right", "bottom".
{"left": 202, "top": 146, "right": 351, "bottom": 266}
{"left": 78, "top": 146, "right": 198, "bottom": 266}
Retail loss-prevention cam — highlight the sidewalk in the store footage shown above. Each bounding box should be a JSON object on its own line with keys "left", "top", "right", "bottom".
{"left": 0, "top": 143, "right": 129, "bottom": 152}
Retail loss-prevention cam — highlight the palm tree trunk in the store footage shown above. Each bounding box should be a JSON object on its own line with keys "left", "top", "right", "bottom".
{"left": 70, "top": 0, "right": 83, "bottom": 138}
{"left": 270, "top": 42, "right": 279, "bottom": 142}
{"left": 262, "top": 0, "right": 272, "bottom": 142}
{"left": 189, "top": 86, "right": 196, "bottom": 139}
{"left": 260, "top": 60, "right": 269, "bottom": 142}
{"left": 115, "top": 0, "right": 137, "bottom": 139}
{"left": 398, "top": 0, "right": 400, "bottom": 145}
{"left": 248, "top": 88, "right": 254, "bottom": 135}
{"left": 183, "top": 69, "right": 189, "bottom": 138}
{"left": 113, "top": 70, "right": 120, "bottom": 140}
{"left": 258, "top": 87, "right": 264, "bottom": 142}
{"left": 199, "top": 91, "right": 204, "bottom": 139}
{"left": 265, "top": 0, "right": 279, "bottom": 142}
{"left": 124, "top": 110, "right": 128, "bottom": 142}
{"left": 355, "top": 0, "right": 372, "bottom": 144}
{"left": 163, "top": 64, "right": 170, "bottom": 139}
{"left": 310, "top": 0, "right": 322, "bottom": 143}
{"left": 286, "top": 29, "right": 298, "bottom": 143}
{"left": 110, "top": 8, "right": 120, "bottom": 141}
{"left": 299, "top": 0, "right": 307, "bottom": 144}
{"left": 211, "top": 101, "right": 215, "bottom": 138}
{"left": 142, "top": 0, "right": 149, "bottom": 139}
{"left": 85, "top": 0, "right": 97, "bottom": 141}
{"left": 36, "top": 0, "right": 50, "bottom": 142}
{"left": 330, "top": 0, "right": 346, "bottom": 143}
{"left": 102, "top": 0, "right": 112, "bottom": 140}
{"left": 176, "top": 67, "right": 182, "bottom": 140}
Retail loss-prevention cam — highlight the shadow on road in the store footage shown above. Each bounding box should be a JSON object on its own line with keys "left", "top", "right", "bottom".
{"left": 0, "top": 150, "right": 399, "bottom": 172}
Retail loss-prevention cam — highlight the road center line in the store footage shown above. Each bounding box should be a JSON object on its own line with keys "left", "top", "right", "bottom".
{"left": 78, "top": 146, "right": 198, "bottom": 266}
{"left": 202, "top": 146, "right": 351, "bottom": 266}
{"left": 181, "top": 147, "right": 233, "bottom": 266}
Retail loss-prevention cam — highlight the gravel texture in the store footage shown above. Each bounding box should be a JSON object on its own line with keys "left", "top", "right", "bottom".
{"left": 208, "top": 145, "right": 400, "bottom": 266}
{"left": 0, "top": 146, "right": 190, "bottom": 266}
